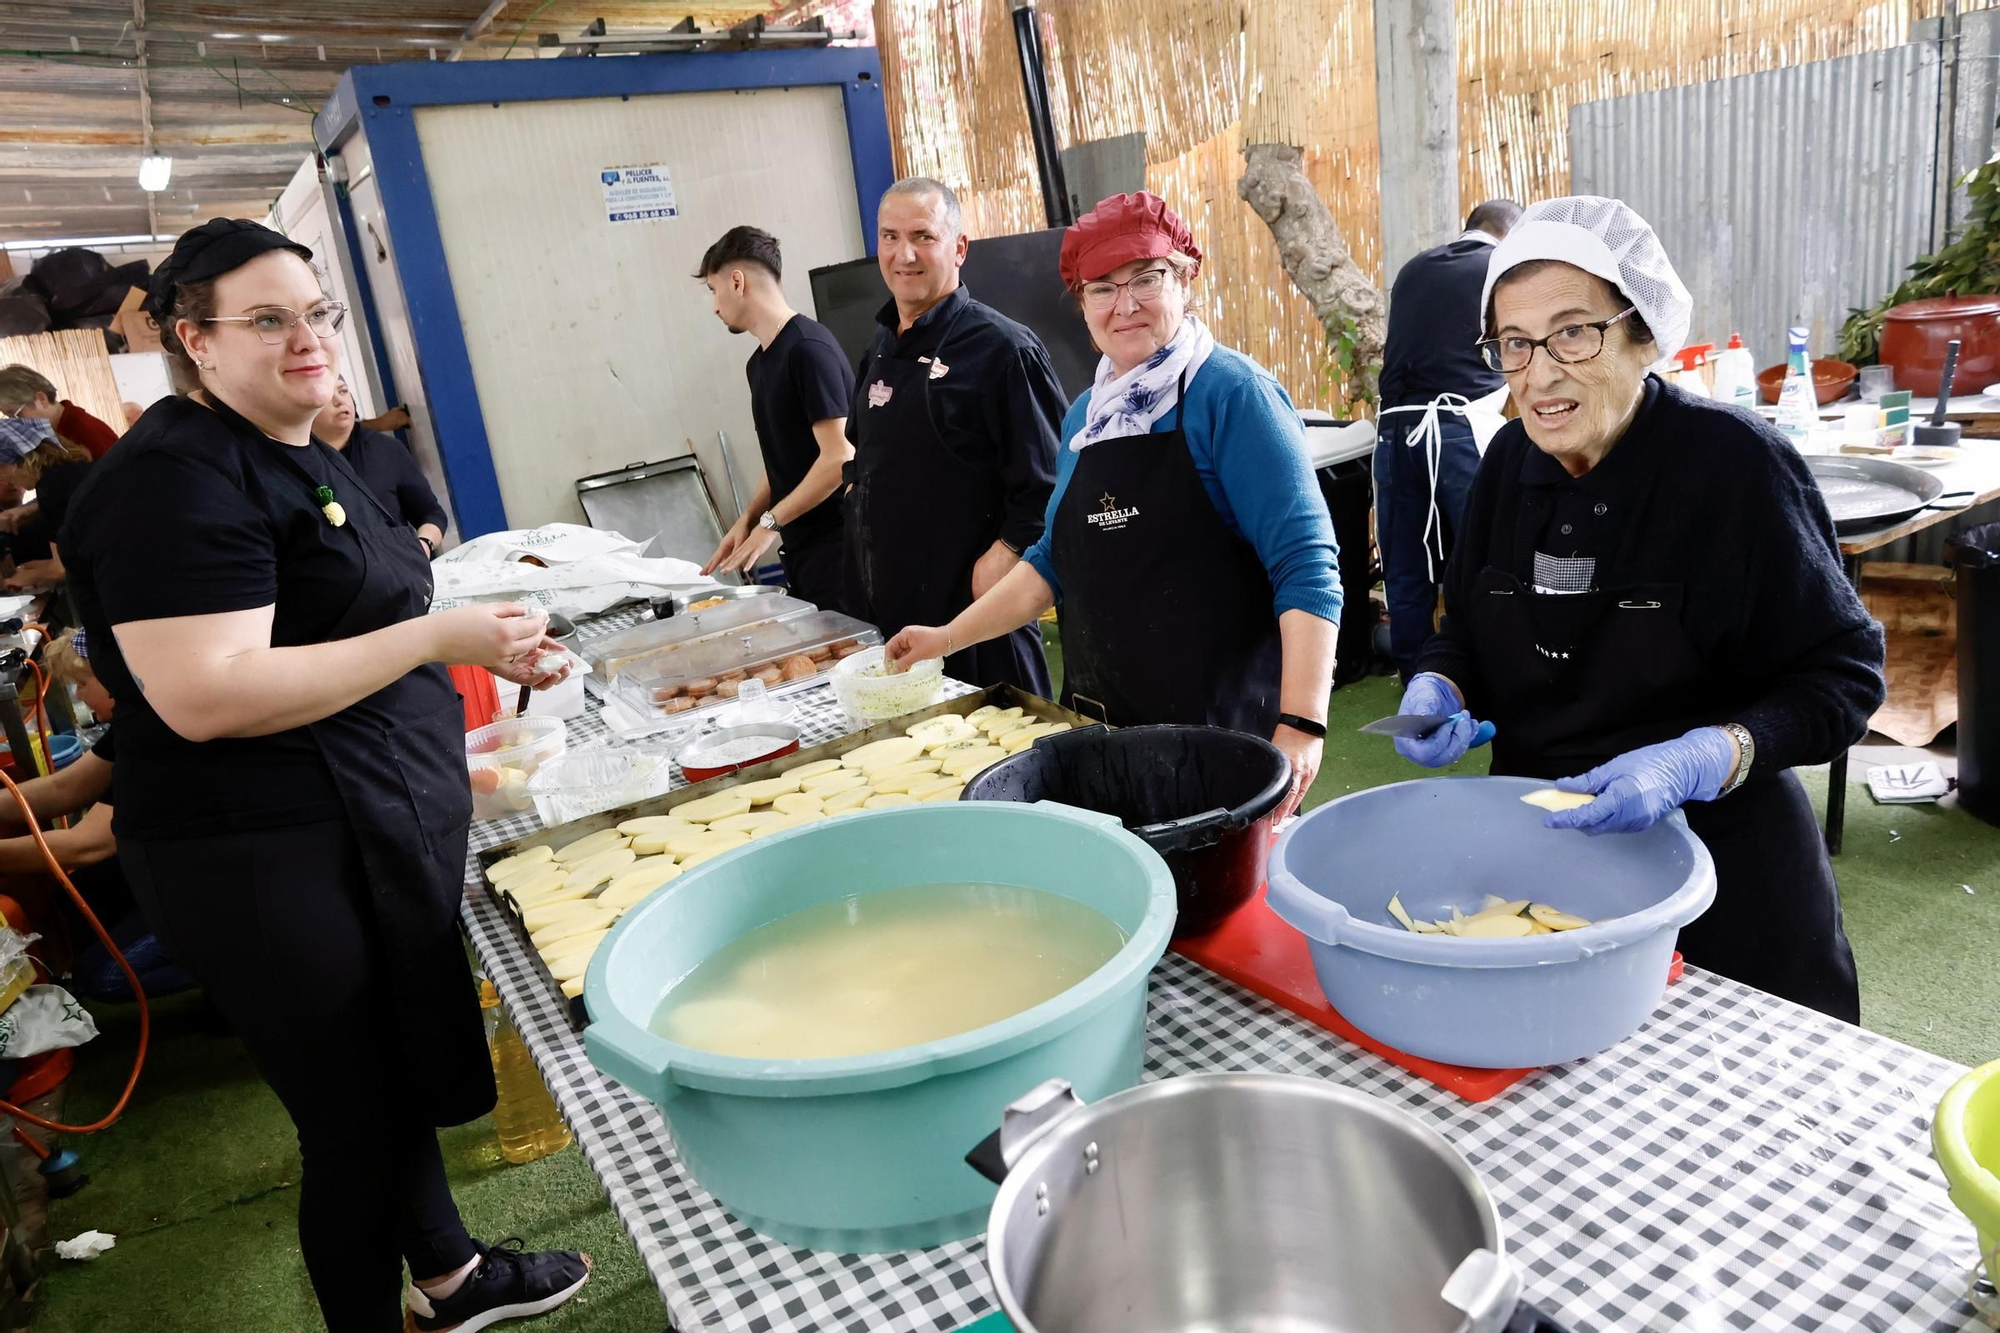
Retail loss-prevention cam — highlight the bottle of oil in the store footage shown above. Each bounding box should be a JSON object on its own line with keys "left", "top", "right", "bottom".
{"left": 479, "top": 977, "right": 572, "bottom": 1164}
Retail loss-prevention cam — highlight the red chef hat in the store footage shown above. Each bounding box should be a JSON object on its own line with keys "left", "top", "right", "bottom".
{"left": 1059, "top": 192, "right": 1203, "bottom": 290}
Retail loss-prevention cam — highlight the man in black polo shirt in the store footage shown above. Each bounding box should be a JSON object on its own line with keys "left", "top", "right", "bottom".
{"left": 698, "top": 226, "right": 855, "bottom": 613}
{"left": 1375, "top": 199, "right": 1520, "bottom": 681}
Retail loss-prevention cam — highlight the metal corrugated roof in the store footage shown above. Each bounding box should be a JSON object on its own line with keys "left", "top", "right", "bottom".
{"left": 0, "top": 1, "right": 801, "bottom": 244}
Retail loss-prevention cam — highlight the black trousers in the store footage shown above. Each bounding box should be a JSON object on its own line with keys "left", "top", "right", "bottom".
{"left": 1679, "top": 769, "right": 1861, "bottom": 1024}
{"left": 780, "top": 527, "right": 852, "bottom": 617}
{"left": 122, "top": 818, "right": 477, "bottom": 1333}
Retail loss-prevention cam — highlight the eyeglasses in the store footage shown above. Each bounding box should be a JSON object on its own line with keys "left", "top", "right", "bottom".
{"left": 1476, "top": 308, "right": 1637, "bottom": 374}
{"left": 204, "top": 302, "right": 348, "bottom": 346}
{"left": 1079, "top": 268, "right": 1171, "bottom": 312}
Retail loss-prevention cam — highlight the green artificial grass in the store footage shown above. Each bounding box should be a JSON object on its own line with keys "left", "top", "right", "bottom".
{"left": 32, "top": 668, "right": 1999, "bottom": 1332}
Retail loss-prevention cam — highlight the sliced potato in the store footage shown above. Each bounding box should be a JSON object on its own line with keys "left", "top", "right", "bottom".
{"left": 773, "top": 791, "right": 825, "bottom": 816}
{"left": 676, "top": 843, "right": 743, "bottom": 870}
{"left": 617, "top": 814, "right": 698, "bottom": 837}
{"left": 1521, "top": 788, "right": 1596, "bottom": 813}
{"left": 502, "top": 868, "right": 571, "bottom": 903}
{"left": 1458, "top": 913, "right": 1536, "bottom": 939}
{"left": 1387, "top": 893, "right": 1418, "bottom": 932}
{"left": 485, "top": 846, "right": 554, "bottom": 882}
{"left": 746, "top": 810, "right": 824, "bottom": 839}
{"left": 942, "top": 746, "right": 1007, "bottom": 778}
{"left": 733, "top": 773, "right": 803, "bottom": 804}
{"left": 1466, "top": 898, "right": 1530, "bottom": 923}
{"left": 598, "top": 866, "right": 682, "bottom": 909}
{"left": 999, "top": 723, "right": 1061, "bottom": 754}
{"left": 907, "top": 716, "right": 977, "bottom": 742}
{"left": 560, "top": 975, "right": 586, "bottom": 999}
{"left": 1527, "top": 903, "right": 1594, "bottom": 931}
{"left": 523, "top": 897, "right": 605, "bottom": 932}
{"left": 784, "top": 759, "right": 844, "bottom": 781}
{"left": 975, "top": 707, "right": 1025, "bottom": 735}
{"left": 840, "top": 736, "right": 924, "bottom": 771}
{"left": 822, "top": 785, "right": 875, "bottom": 814}
{"left": 801, "top": 770, "right": 869, "bottom": 796}
{"left": 709, "top": 810, "right": 795, "bottom": 835}
{"left": 554, "top": 829, "right": 628, "bottom": 863}
{"left": 865, "top": 792, "right": 918, "bottom": 810}
{"left": 606, "top": 856, "right": 679, "bottom": 892}
{"left": 629, "top": 833, "right": 684, "bottom": 857}
{"left": 965, "top": 705, "right": 1000, "bottom": 724}
{"left": 532, "top": 908, "right": 620, "bottom": 948}
{"left": 564, "top": 846, "right": 637, "bottom": 886}
{"left": 663, "top": 830, "right": 751, "bottom": 859}
{"left": 905, "top": 774, "right": 961, "bottom": 800}
{"left": 928, "top": 737, "right": 992, "bottom": 757}
{"left": 918, "top": 784, "right": 965, "bottom": 803}
{"left": 546, "top": 936, "right": 609, "bottom": 983}
{"left": 672, "top": 791, "right": 755, "bottom": 824}
{"left": 863, "top": 753, "right": 943, "bottom": 779}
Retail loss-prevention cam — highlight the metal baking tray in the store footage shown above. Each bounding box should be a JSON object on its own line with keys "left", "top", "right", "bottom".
{"left": 478, "top": 685, "right": 1098, "bottom": 1029}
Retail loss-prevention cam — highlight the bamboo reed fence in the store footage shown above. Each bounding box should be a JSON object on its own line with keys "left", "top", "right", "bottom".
{"left": 0, "top": 329, "right": 126, "bottom": 438}
{"left": 872, "top": 0, "right": 1972, "bottom": 409}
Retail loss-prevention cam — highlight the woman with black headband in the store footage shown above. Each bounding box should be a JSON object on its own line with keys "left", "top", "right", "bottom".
{"left": 59, "top": 219, "right": 590, "bottom": 1332}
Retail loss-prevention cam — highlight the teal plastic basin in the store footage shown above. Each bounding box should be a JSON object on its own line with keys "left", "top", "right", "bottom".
{"left": 583, "top": 801, "right": 1177, "bottom": 1253}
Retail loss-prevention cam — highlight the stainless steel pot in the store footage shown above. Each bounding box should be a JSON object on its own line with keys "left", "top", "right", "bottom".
{"left": 969, "top": 1074, "right": 1574, "bottom": 1333}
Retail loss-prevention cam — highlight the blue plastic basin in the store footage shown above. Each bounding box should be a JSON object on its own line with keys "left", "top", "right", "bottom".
{"left": 1267, "top": 775, "right": 1716, "bottom": 1068}
{"left": 583, "top": 800, "right": 1176, "bottom": 1252}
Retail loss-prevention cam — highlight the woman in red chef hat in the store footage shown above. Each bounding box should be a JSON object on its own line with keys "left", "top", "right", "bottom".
{"left": 888, "top": 192, "right": 1341, "bottom": 818}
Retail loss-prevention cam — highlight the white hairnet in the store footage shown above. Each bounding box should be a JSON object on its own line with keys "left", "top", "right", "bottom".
{"left": 1478, "top": 196, "right": 1693, "bottom": 361}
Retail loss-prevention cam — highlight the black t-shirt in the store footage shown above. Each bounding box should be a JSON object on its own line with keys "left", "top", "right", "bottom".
{"left": 336, "top": 428, "right": 449, "bottom": 535}
{"left": 746, "top": 315, "right": 851, "bottom": 547}
{"left": 1379, "top": 235, "right": 1506, "bottom": 411}
{"left": 90, "top": 728, "right": 114, "bottom": 763}
{"left": 60, "top": 396, "right": 361, "bottom": 838}
{"left": 12, "top": 460, "right": 92, "bottom": 564}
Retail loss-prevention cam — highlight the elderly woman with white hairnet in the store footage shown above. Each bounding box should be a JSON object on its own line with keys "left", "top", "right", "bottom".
{"left": 1393, "top": 196, "right": 1886, "bottom": 1021}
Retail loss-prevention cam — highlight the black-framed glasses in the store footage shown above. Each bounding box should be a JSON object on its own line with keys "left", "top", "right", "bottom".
{"left": 1079, "top": 267, "right": 1171, "bottom": 312}
{"left": 205, "top": 302, "right": 348, "bottom": 346}
{"left": 1476, "top": 307, "right": 1637, "bottom": 374}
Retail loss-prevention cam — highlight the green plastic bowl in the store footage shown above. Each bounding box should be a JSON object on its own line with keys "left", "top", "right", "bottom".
{"left": 1934, "top": 1058, "right": 2000, "bottom": 1275}
{"left": 583, "top": 801, "right": 1176, "bottom": 1253}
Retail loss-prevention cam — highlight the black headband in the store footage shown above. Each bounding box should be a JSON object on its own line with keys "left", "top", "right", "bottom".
{"left": 145, "top": 218, "right": 313, "bottom": 323}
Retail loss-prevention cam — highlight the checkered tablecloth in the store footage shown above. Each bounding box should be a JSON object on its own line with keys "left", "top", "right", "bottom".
{"left": 462, "top": 615, "right": 1988, "bottom": 1332}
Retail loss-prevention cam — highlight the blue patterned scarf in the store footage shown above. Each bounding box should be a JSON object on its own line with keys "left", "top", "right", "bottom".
{"left": 1069, "top": 316, "right": 1215, "bottom": 451}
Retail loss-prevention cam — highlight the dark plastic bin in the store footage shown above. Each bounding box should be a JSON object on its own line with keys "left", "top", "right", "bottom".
{"left": 1953, "top": 524, "right": 2000, "bottom": 825}
{"left": 961, "top": 724, "right": 1291, "bottom": 935}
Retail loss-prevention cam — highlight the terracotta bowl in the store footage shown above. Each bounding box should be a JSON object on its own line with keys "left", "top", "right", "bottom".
{"left": 1756, "top": 358, "right": 1858, "bottom": 405}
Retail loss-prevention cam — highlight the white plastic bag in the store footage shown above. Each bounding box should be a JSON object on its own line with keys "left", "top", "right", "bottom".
{"left": 0, "top": 985, "right": 99, "bottom": 1059}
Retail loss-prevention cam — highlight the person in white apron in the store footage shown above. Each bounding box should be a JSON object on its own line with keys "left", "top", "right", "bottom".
{"left": 1375, "top": 202, "right": 1520, "bottom": 680}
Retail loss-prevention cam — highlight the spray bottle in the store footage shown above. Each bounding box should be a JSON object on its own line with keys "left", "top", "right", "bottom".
{"left": 1773, "top": 326, "right": 1819, "bottom": 445}
{"left": 1669, "top": 344, "right": 1714, "bottom": 398}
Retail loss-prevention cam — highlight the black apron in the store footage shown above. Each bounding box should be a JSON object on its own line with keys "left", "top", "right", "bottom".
{"left": 849, "top": 300, "right": 1051, "bottom": 695}
{"left": 1049, "top": 374, "right": 1283, "bottom": 734}
{"left": 1468, "top": 564, "right": 1860, "bottom": 1022}
{"left": 224, "top": 398, "right": 497, "bottom": 1126}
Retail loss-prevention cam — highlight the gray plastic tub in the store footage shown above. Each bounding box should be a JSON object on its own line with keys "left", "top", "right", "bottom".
{"left": 1267, "top": 775, "right": 1716, "bottom": 1068}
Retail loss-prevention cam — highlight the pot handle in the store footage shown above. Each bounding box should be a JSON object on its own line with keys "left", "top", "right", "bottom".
{"left": 964, "top": 1077, "right": 1083, "bottom": 1185}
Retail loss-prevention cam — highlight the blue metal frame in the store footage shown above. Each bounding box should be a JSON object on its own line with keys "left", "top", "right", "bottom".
{"left": 316, "top": 49, "right": 893, "bottom": 538}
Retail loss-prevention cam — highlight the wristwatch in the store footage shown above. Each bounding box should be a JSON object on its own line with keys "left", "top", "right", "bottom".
{"left": 758, "top": 511, "right": 780, "bottom": 532}
{"left": 1718, "top": 722, "right": 1755, "bottom": 796}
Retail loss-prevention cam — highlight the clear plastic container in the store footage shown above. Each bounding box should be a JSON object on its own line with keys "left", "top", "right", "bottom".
{"left": 525, "top": 748, "right": 672, "bottom": 828}
{"left": 616, "top": 611, "right": 880, "bottom": 720}
{"left": 584, "top": 595, "right": 817, "bottom": 681}
{"left": 830, "top": 645, "right": 945, "bottom": 725}
{"left": 467, "top": 716, "right": 568, "bottom": 821}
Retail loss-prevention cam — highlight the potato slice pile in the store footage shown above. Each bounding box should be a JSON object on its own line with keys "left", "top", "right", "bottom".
{"left": 482, "top": 708, "right": 1074, "bottom": 996}
{"left": 1386, "top": 892, "right": 1598, "bottom": 938}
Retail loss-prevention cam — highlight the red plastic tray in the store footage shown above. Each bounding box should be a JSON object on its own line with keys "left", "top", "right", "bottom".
{"left": 1170, "top": 885, "right": 1684, "bottom": 1103}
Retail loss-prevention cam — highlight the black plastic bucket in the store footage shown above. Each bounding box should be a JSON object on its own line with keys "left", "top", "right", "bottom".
{"left": 962, "top": 724, "right": 1292, "bottom": 935}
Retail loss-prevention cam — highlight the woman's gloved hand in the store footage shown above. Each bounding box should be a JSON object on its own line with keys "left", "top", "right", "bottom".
{"left": 1544, "top": 727, "right": 1739, "bottom": 835}
{"left": 1393, "top": 673, "right": 1490, "bottom": 768}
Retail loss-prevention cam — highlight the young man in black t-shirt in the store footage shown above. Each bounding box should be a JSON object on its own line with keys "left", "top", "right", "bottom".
{"left": 697, "top": 226, "right": 855, "bottom": 614}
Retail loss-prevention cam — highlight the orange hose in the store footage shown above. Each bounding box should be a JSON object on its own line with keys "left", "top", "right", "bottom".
{"left": 0, "top": 763, "right": 146, "bottom": 1133}
{"left": 20, "top": 659, "right": 51, "bottom": 767}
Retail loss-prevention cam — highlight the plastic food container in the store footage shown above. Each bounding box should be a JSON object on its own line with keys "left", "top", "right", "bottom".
{"left": 1933, "top": 1059, "right": 2000, "bottom": 1283}
{"left": 830, "top": 646, "right": 944, "bottom": 725}
{"left": 466, "top": 717, "right": 568, "bottom": 821}
{"left": 583, "top": 801, "right": 1177, "bottom": 1252}
{"left": 615, "top": 611, "right": 879, "bottom": 721}
{"left": 525, "top": 749, "right": 671, "bottom": 828}
{"left": 1266, "top": 775, "right": 1717, "bottom": 1068}
{"left": 677, "top": 723, "right": 803, "bottom": 782}
{"left": 585, "top": 594, "right": 816, "bottom": 681}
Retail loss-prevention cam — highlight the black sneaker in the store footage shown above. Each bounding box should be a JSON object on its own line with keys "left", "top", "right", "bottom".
{"left": 406, "top": 1237, "right": 591, "bottom": 1333}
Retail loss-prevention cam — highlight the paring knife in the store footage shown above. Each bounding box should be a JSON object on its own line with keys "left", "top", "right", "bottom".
{"left": 1358, "top": 710, "right": 1497, "bottom": 749}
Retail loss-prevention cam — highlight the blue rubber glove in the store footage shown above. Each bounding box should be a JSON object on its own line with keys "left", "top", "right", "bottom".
{"left": 1544, "top": 728, "right": 1739, "bottom": 835}
{"left": 1393, "top": 673, "right": 1490, "bottom": 768}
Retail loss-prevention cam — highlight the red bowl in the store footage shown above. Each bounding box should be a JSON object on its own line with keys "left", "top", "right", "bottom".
{"left": 677, "top": 723, "right": 802, "bottom": 783}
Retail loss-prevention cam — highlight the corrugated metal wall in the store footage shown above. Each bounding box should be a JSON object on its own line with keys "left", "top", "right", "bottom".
{"left": 1570, "top": 40, "right": 1944, "bottom": 364}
